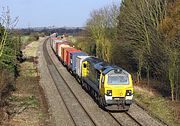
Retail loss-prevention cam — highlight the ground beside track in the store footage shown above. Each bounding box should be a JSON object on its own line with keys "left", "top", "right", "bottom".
{"left": 1, "top": 38, "right": 51, "bottom": 126}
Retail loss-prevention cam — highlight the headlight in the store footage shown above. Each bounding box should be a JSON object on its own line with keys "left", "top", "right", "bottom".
{"left": 107, "top": 90, "right": 112, "bottom": 96}
{"left": 126, "top": 90, "right": 132, "bottom": 96}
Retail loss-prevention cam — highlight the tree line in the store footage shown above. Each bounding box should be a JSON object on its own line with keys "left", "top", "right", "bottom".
{"left": 75, "top": 0, "right": 180, "bottom": 101}
{"left": 0, "top": 7, "right": 21, "bottom": 98}
{"left": 16, "top": 27, "right": 84, "bottom": 36}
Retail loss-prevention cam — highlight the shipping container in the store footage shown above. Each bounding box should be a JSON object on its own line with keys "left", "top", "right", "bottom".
{"left": 55, "top": 40, "right": 65, "bottom": 54}
{"left": 50, "top": 37, "right": 58, "bottom": 48}
{"left": 52, "top": 39, "right": 62, "bottom": 53}
{"left": 57, "top": 42, "right": 70, "bottom": 59}
{"left": 76, "top": 56, "right": 90, "bottom": 78}
{"left": 58, "top": 44, "right": 70, "bottom": 60}
{"left": 69, "top": 52, "right": 88, "bottom": 74}
{"left": 66, "top": 49, "right": 81, "bottom": 67}
{"left": 63, "top": 47, "right": 77, "bottom": 65}
{"left": 61, "top": 47, "right": 74, "bottom": 64}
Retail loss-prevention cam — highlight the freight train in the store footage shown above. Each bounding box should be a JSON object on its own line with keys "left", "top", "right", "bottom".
{"left": 49, "top": 34, "right": 134, "bottom": 111}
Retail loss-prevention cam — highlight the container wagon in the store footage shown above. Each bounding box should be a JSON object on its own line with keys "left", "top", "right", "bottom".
{"left": 63, "top": 47, "right": 77, "bottom": 66}
{"left": 52, "top": 39, "right": 62, "bottom": 53}
{"left": 75, "top": 56, "right": 90, "bottom": 82}
{"left": 69, "top": 52, "right": 88, "bottom": 74}
{"left": 57, "top": 42, "right": 70, "bottom": 60}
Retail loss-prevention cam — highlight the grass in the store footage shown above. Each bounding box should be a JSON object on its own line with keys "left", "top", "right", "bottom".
{"left": 20, "top": 62, "right": 38, "bottom": 77}
{"left": 3, "top": 37, "right": 49, "bottom": 126}
{"left": 8, "top": 95, "right": 38, "bottom": 108}
{"left": 20, "top": 37, "right": 40, "bottom": 77}
{"left": 23, "top": 38, "right": 40, "bottom": 57}
{"left": 134, "top": 86, "right": 180, "bottom": 126}
{"left": 21, "top": 36, "right": 30, "bottom": 44}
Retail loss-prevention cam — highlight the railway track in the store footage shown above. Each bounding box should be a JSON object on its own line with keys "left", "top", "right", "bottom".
{"left": 109, "top": 112, "right": 143, "bottom": 126}
{"left": 42, "top": 38, "right": 165, "bottom": 126}
{"left": 124, "top": 112, "right": 143, "bottom": 126}
{"left": 43, "top": 39, "right": 96, "bottom": 126}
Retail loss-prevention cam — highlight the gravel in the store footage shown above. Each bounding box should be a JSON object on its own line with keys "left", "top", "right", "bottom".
{"left": 38, "top": 38, "right": 74, "bottom": 126}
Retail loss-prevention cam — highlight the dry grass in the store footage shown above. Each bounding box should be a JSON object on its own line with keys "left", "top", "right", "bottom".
{"left": 134, "top": 86, "right": 180, "bottom": 126}
{"left": 1, "top": 38, "right": 50, "bottom": 126}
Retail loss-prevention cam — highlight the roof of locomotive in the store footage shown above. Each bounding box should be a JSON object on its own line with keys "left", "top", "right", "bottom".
{"left": 83, "top": 57, "right": 129, "bottom": 75}
{"left": 83, "top": 57, "right": 103, "bottom": 65}
{"left": 102, "top": 65, "right": 129, "bottom": 75}
{"left": 94, "top": 61, "right": 109, "bottom": 71}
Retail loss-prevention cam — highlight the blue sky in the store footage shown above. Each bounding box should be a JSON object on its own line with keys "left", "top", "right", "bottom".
{"left": 0, "top": 0, "right": 121, "bottom": 28}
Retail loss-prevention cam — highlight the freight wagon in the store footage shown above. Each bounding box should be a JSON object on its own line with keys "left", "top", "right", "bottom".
{"left": 75, "top": 56, "right": 90, "bottom": 82}
{"left": 57, "top": 42, "right": 70, "bottom": 60}
{"left": 62, "top": 47, "right": 75, "bottom": 65}
{"left": 50, "top": 37, "right": 58, "bottom": 49}
{"left": 52, "top": 39, "right": 62, "bottom": 53}
{"left": 69, "top": 51, "right": 87, "bottom": 74}
{"left": 64, "top": 48, "right": 80, "bottom": 66}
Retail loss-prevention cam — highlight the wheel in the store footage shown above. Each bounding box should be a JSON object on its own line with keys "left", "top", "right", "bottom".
{"left": 98, "top": 96, "right": 106, "bottom": 109}
{"left": 81, "top": 80, "right": 85, "bottom": 89}
{"left": 87, "top": 85, "right": 91, "bottom": 92}
{"left": 94, "top": 92, "right": 98, "bottom": 102}
{"left": 90, "top": 88, "right": 94, "bottom": 97}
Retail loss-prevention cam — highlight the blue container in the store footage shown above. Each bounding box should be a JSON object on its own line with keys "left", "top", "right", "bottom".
{"left": 69, "top": 52, "right": 88, "bottom": 73}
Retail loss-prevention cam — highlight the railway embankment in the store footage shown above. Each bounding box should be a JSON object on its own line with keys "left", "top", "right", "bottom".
{"left": 134, "top": 85, "right": 180, "bottom": 126}
{"left": 0, "top": 38, "right": 50, "bottom": 125}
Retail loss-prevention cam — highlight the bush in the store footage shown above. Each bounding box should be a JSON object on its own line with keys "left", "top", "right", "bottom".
{"left": 28, "top": 32, "right": 39, "bottom": 42}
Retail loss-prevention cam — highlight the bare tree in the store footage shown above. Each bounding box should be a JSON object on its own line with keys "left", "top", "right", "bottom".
{"left": 86, "top": 3, "right": 120, "bottom": 62}
{"left": 0, "top": 7, "right": 18, "bottom": 57}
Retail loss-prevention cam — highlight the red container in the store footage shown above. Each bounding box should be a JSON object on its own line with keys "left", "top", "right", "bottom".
{"left": 61, "top": 46, "right": 72, "bottom": 62}
{"left": 66, "top": 49, "right": 81, "bottom": 67}
{"left": 62, "top": 47, "right": 74, "bottom": 63}
{"left": 64, "top": 48, "right": 77, "bottom": 65}
{"left": 57, "top": 41, "right": 70, "bottom": 58}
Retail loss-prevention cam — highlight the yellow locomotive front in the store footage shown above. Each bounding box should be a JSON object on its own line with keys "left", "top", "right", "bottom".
{"left": 99, "top": 67, "right": 133, "bottom": 111}
{"left": 81, "top": 57, "right": 133, "bottom": 111}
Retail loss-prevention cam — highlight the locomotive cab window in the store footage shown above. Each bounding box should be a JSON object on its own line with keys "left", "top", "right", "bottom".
{"left": 108, "top": 74, "right": 129, "bottom": 85}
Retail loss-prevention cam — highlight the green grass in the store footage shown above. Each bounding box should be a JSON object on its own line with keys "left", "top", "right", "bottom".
{"left": 134, "top": 88, "right": 180, "bottom": 126}
{"left": 21, "top": 36, "right": 30, "bottom": 44}
{"left": 8, "top": 95, "right": 39, "bottom": 108}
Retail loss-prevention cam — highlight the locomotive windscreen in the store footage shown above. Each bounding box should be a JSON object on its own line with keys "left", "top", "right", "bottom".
{"left": 107, "top": 74, "right": 129, "bottom": 85}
